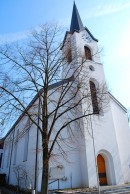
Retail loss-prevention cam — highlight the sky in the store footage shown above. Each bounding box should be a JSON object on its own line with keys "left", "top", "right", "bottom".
{"left": 0, "top": 0, "right": 130, "bottom": 109}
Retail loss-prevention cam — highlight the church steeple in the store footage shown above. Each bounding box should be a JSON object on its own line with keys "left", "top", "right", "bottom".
{"left": 69, "top": 2, "right": 98, "bottom": 42}
{"left": 70, "top": 2, "right": 84, "bottom": 33}
{"left": 61, "top": 2, "right": 98, "bottom": 49}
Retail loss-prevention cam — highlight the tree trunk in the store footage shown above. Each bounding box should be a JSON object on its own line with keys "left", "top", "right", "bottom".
{"left": 41, "top": 143, "right": 49, "bottom": 194}
{"left": 41, "top": 80, "right": 49, "bottom": 194}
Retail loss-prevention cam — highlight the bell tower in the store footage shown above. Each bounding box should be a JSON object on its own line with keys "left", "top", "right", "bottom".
{"left": 61, "top": 2, "right": 106, "bottom": 86}
{"left": 61, "top": 4, "right": 109, "bottom": 187}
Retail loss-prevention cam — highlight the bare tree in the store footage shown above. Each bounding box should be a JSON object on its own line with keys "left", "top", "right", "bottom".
{"left": 13, "top": 165, "right": 32, "bottom": 193}
{"left": 0, "top": 23, "right": 108, "bottom": 194}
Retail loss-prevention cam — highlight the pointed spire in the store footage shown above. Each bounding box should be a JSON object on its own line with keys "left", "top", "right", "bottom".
{"left": 70, "top": 2, "right": 84, "bottom": 33}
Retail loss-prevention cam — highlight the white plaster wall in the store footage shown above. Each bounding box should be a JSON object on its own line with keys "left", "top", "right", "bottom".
{"left": 1, "top": 113, "right": 38, "bottom": 190}
{"left": 62, "top": 33, "right": 77, "bottom": 80}
{"left": 81, "top": 106, "right": 124, "bottom": 187}
{"left": 0, "top": 131, "right": 14, "bottom": 180}
{"left": 48, "top": 148, "right": 82, "bottom": 190}
{"left": 1, "top": 29, "right": 130, "bottom": 192}
{"left": 73, "top": 30, "right": 109, "bottom": 91}
{"left": 1, "top": 87, "right": 85, "bottom": 191}
{"left": 110, "top": 97, "right": 130, "bottom": 183}
{"left": 40, "top": 92, "right": 83, "bottom": 190}
{"left": 36, "top": 124, "right": 83, "bottom": 191}
{"left": 72, "top": 29, "right": 125, "bottom": 187}
{"left": 9, "top": 123, "right": 38, "bottom": 189}
{"left": 1, "top": 82, "right": 129, "bottom": 191}
{"left": 35, "top": 89, "right": 84, "bottom": 191}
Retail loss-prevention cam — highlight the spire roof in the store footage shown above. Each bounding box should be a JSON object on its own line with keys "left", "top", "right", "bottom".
{"left": 70, "top": 2, "right": 84, "bottom": 33}
{"left": 60, "top": 1, "right": 98, "bottom": 49}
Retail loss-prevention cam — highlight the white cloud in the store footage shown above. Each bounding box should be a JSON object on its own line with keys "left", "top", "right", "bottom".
{"left": 0, "top": 30, "right": 29, "bottom": 45}
{"left": 0, "top": 24, "right": 63, "bottom": 45}
{"left": 85, "top": 1, "right": 130, "bottom": 19}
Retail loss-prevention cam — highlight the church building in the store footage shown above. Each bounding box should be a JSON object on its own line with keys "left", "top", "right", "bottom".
{"left": 0, "top": 3, "right": 130, "bottom": 192}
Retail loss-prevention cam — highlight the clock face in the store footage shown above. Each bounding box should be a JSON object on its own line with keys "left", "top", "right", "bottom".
{"left": 82, "top": 34, "right": 92, "bottom": 43}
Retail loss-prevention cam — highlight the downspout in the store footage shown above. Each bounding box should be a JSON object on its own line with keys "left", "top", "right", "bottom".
{"left": 8, "top": 127, "right": 15, "bottom": 183}
{"left": 34, "top": 100, "right": 40, "bottom": 191}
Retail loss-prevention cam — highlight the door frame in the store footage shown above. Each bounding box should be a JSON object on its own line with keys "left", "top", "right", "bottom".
{"left": 97, "top": 150, "right": 116, "bottom": 185}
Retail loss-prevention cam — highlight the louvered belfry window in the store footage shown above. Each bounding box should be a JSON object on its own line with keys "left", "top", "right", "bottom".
{"left": 84, "top": 46, "right": 92, "bottom": 60}
{"left": 90, "top": 81, "right": 99, "bottom": 114}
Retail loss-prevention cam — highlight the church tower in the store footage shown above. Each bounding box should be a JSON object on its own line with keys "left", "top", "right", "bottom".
{"left": 61, "top": 2, "right": 108, "bottom": 117}
{"left": 61, "top": 2, "right": 107, "bottom": 102}
{"left": 61, "top": 2, "right": 129, "bottom": 188}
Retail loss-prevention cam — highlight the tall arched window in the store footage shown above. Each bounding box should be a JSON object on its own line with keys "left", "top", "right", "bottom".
{"left": 84, "top": 46, "right": 92, "bottom": 60}
{"left": 90, "top": 81, "right": 99, "bottom": 114}
{"left": 66, "top": 48, "right": 72, "bottom": 63}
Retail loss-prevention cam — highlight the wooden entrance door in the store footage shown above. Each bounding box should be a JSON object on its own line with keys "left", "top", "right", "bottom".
{"left": 97, "top": 154, "right": 107, "bottom": 186}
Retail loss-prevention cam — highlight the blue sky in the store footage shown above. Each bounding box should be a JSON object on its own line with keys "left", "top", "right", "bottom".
{"left": 0, "top": 0, "right": 130, "bottom": 109}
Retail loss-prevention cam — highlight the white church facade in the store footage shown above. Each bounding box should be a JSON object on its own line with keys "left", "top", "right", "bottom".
{"left": 0, "top": 3, "right": 130, "bottom": 192}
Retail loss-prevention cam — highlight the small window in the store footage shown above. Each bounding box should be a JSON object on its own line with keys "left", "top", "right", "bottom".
{"left": 1, "top": 151, "right": 4, "bottom": 169}
{"left": 0, "top": 144, "right": 3, "bottom": 149}
{"left": 23, "top": 129, "right": 29, "bottom": 162}
{"left": 13, "top": 144, "right": 17, "bottom": 165}
{"left": 89, "top": 65, "right": 95, "bottom": 71}
{"left": 13, "top": 129, "right": 19, "bottom": 165}
{"left": 66, "top": 48, "right": 72, "bottom": 63}
{"left": 0, "top": 153, "right": 3, "bottom": 168}
{"left": 90, "top": 81, "right": 99, "bottom": 114}
{"left": 84, "top": 46, "right": 92, "bottom": 60}
{"left": 6, "top": 143, "right": 11, "bottom": 168}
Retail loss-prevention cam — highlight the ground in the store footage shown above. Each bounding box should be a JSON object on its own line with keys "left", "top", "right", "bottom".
{"left": 1, "top": 184, "right": 130, "bottom": 194}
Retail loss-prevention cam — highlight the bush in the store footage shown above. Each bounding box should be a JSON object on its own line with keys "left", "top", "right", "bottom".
{"left": 5, "top": 184, "right": 32, "bottom": 194}
{"left": 0, "top": 173, "right": 6, "bottom": 186}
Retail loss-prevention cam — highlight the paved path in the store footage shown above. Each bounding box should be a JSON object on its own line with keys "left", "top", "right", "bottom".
{"left": 102, "top": 186, "right": 130, "bottom": 194}
{"left": 52, "top": 185, "right": 130, "bottom": 194}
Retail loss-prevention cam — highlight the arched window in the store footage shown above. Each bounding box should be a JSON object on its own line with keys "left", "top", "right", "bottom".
{"left": 84, "top": 46, "right": 92, "bottom": 60}
{"left": 90, "top": 81, "right": 99, "bottom": 114}
{"left": 66, "top": 48, "right": 72, "bottom": 63}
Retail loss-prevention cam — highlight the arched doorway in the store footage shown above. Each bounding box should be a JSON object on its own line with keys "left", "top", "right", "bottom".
{"left": 97, "top": 154, "right": 107, "bottom": 186}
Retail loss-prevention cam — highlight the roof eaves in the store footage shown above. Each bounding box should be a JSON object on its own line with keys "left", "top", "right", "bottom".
{"left": 109, "top": 92, "right": 127, "bottom": 112}
{"left": 85, "top": 27, "right": 98, "bottom": 42}
{"left": 60, "top": 31, "right": 71, "bottom": 50}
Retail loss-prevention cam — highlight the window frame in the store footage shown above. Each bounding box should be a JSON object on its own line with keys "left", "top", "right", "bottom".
{"left": 66, "top": 47, "right": 72, "bottom": 64}
{"left": 13, "top": 129, "right": 19, "bottom": 165}
{"left": 89, "top": 80, "right": 99, "bottom": 114}
{"left": 84, "top": 46, "right": 92, "bottom": 60}
{"left": 23, "top": 128, "right": 29, "bottom": 162}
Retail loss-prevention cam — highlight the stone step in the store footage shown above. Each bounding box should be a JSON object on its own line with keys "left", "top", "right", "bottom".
{"left": 110, "top": 191, "right": 130, "bottom": 194}
{"left": 104, "top": 189, "right": 130, "bottom": 194}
